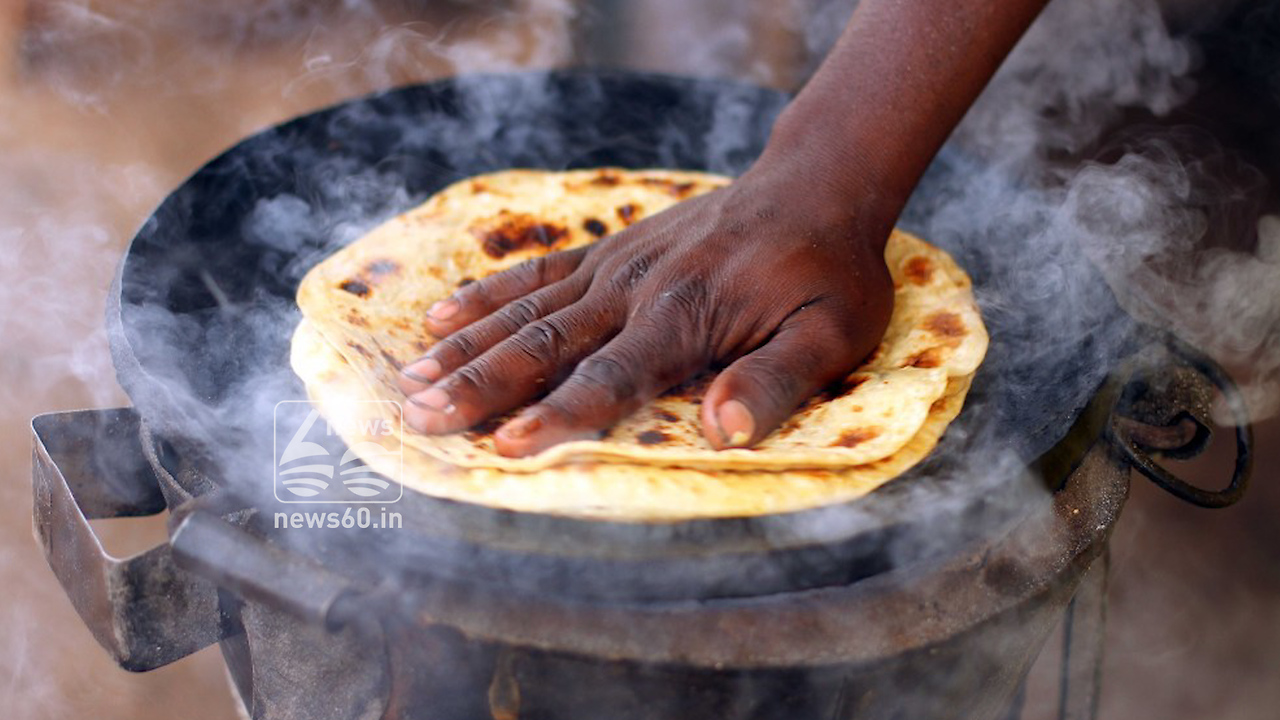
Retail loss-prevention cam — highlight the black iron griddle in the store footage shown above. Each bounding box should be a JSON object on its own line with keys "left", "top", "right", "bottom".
{"left": 104, "top": 71, "right": 1151, "bottom": 603}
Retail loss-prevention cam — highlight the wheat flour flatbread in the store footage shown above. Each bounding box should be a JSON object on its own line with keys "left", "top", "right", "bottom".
{"left": 291, "top": 318, "right": 974, "bottom": 519}
{"left": 294, "top": 168, "right": 987, "bottom": 472}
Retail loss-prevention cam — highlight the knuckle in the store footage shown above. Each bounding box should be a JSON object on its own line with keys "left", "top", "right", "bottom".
{"left": 439, "top": 330, "right": 481, "bottom": 362}
{"left": 493, "top": 295, "right": 545, "bottom": 334}
{"left": 448, "top": 361, "right": 493, "bottom": 397}
{"left": 646, "top": 277, "right": 711, "bottom": 324}
{"left": 819, "top": 310, "right": 872, "bottom": 357}
{"left": 466, "top": 256, "right": 546, "bottom": 307}
{"left": 607, "top": 255, "right": 653, "bottom": 290}
{"left": 509, "top": 316, "right": 572, "bottom": 361}
{"left": 744, "top": 359, "right": 804, "bottom": 410}
{"left": 455, "top": 275, "right": 494, "bottom": 307}
{"left": 572, "top": 355, "right": 638, "bottom": 402}
{"left": 785, "top": 337, "right": 829, "bottom": 375}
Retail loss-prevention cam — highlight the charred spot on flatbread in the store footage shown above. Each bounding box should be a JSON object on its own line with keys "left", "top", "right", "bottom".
{"left": 818, "top": 373, "right": 872, "bottom": 402}
{"left": 591, "top": 171, "right": 621, "bottom": 186}
{"left": 378, "top": 348, "right": 402, "bottom": 371}
{"left": 616, "top": 204, "right": 640, "bottom": 225}
{"left": 337, "top": 259, "right": 400, "bottom": 298}
{"left": 833, "top": 428, "right": 880, "bottom": 448}
{"left": 637, "top": 429, "right": 670, "bottom": 445}
{"left": 346, "top": 340, "right": 374, "bottom": 360}
{"left": 640, "top": 176, "right": 697, "bottom": 198}
{"left": 472, "top": 211, "right": 569, "bottom": 259}
{"left": 924, "top": 311, "right": 966, "bottom": 344}
{"left": 583, "top": 218, "right": 609, "bottom": 237}
{"left": 906, "top": 347, "right": 943, "bottom": 368}
{"left": 339, "top": 279, "right": 371, "bottom": 298}
{"left": 904, "top": 256, "right": 934, "bottom": 285}
{"left": 365, "top": 259, "right": 399, "bottom": 278}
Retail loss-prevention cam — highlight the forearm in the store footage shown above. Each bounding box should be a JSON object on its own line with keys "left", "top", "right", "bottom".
{"left": 755, "top": 0, "right": 1051, "bottom": 245}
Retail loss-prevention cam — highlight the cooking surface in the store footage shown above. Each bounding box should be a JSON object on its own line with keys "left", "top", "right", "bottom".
{"left": 3, "top": 2, "right": 1279, "bottom": 719}
{"left": 104, "top": 71, "right": 1090, "bottom": 605}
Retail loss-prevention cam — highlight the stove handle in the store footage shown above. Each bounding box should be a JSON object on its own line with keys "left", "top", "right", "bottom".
{"left": 168, "top": 508, "right": 362, "bottom": 633}
{"left": 1109, "top": 334, "right": 1253, "bottom": 509}
{"left": 31, "top": 408, "right": 230, "bottom": 672}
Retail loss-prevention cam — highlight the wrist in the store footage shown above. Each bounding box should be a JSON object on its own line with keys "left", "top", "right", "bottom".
{"left": 745, "top": 114, "right": 905, "bottom": 253}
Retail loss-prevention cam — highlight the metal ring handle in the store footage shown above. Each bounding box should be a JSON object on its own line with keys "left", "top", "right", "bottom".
{"left": 31, "top": 408, "right": 228, "bottom": 670}
{"left": 1109, "top": 335, "right": 1253, "bottom": 509}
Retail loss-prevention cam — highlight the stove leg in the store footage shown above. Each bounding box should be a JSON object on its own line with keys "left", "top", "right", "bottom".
{"left": 488, "top": 648, "right": 522, "bottom": 720}
{"left": 1057, "top": 551, "right": 1109, "bottom": 720}
{"left": 1001, "top": 677, "right": 1028, "bottom": 720}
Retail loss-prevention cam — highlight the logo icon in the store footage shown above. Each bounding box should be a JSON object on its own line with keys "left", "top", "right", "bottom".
{"left": 273, "top": 401, "right": 403, "bottom": 504}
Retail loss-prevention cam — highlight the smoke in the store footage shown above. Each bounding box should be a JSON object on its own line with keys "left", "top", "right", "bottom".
{"left": 3, "top": 2, "right": 580, "bottom": 719}
{"left": 955, "top": 0, "right": 1197, "bottom": 166}
{"left": 4, "top": 0, "right": 1280, "bottom": 718}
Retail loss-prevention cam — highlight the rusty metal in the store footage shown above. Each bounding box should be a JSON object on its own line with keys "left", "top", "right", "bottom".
{"left": 393, "top": 450, "right": 1126, "bottom": 671}
{"left": 27, "top": 352, "right": 1234, "bottom": 718}
{"left": 1109, "top": 334, "right": 1253, "bottom": 508}
{"left": 169, "top": 511, "right": 360, "bottom": 631}
{"left": 30, "top": 408, "right": 229, "bottom": 671}
{"left": 1057, "top": 551, "right": 1108, "bottom": 720}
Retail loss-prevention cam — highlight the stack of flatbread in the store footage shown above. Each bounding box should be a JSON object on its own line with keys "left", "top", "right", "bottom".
{"left": 292, "top": 169, "right": 988, "bottom": 520}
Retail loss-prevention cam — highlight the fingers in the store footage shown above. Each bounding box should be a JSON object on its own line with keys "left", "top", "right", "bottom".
{"left": 403, "top": 295, "right": 623, "bottom": 434}
{"left": 700, "top": 313, "right": 863, "bottom": 449}
{"left": 423, "top": 247, "right": 588, "bottom": 337}
{"left": 493, "top": 325, "right": 697, "bottom": 457}
{"left": 398, "top": 275, "right": 587, "bottom": 395}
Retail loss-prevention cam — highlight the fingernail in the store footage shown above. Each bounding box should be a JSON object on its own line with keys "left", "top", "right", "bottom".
{"left": 499, "top": 413, "right": 543, "bottom": 439}
{"left": 402, "top": 357, "right": 442, "bottom": 382}
{"left": 716, "top": 400, "right": 755, "bottom": 448}
{"left": 427, "top": 298, "right": 459, "bottom": 321}
{"left": 410, "top": 387, "right": 455, "bottom": 414}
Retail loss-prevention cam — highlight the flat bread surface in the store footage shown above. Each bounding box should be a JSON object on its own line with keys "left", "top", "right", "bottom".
{"left": 295, "top": 168, "right": 988, "bottom": 473}
{"left": 292, "top": 319, "right": 974, "bottom": 519}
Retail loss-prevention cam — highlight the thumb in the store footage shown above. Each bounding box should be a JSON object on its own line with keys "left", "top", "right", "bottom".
{"left": 700, "top": 319, "right": 863, "bottom": 449}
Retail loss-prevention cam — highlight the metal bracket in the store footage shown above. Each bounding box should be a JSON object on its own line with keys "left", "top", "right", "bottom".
{"left": 31, "top": 408, "right": 230, "bottom": 671}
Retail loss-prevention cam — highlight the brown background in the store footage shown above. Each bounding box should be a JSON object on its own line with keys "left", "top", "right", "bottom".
{"left": 0, "top": 1, "right": 1275, "bottom": 718}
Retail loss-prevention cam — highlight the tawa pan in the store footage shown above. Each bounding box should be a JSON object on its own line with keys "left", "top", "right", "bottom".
{"left": 107, "top": 70, "right": 1138, "bottom": 602}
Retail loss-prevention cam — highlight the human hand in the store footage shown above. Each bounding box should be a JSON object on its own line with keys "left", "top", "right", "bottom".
{"left": 397, "top": 161, "right": 896, "bottom": 457}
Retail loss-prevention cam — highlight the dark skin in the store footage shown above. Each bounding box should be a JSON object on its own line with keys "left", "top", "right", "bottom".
{"left": 399, "top": 0, "right": 1053, "bottom": 456}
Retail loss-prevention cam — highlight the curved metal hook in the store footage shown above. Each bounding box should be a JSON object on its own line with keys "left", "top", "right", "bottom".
{"left": 1109, "top": 334, "right": 1253, "bottom": 509}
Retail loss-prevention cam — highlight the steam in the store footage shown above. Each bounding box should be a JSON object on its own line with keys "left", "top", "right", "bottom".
{"left": 955, "top": 0, "right": 1196, "bottom": 166}
{"left": 4, "top": 0, "right": 1279, "bottom": 719}
{"left": 1069, "top": 133, "right": 1279, "bottom": 418}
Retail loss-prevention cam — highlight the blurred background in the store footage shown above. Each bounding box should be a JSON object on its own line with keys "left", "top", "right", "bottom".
{"left": 0, "top": 1, "right": 1276, "bottom": 718}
